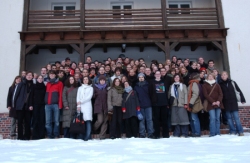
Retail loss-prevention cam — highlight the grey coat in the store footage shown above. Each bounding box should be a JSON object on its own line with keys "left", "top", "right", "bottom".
{"left": 107, "top": 88, "right": 123, "bottom": 111}
{"left": 122, "top": 90, "right": 140, "bottom": 119}
{"left": 62, "top": 86, "right": 78, "bottom": 128}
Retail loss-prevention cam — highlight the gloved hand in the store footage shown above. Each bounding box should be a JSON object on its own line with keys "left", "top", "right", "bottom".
{"left": 137, "top": 111, "right": 143, "bottom": 121}
{"left": 189, "top": 103, "right": 194, "bottom": 109}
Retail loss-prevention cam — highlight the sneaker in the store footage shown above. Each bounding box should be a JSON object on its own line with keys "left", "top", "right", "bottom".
{"left": 148, "top": 135, "right": 156, "bottom": 139}
{"left": 139, "top": 135, "right": 146, "bottom": 138}
{"left": 239, "top": 133, "right": 244, "bottom": 136}
{"left": 110, "top": 136, "right": 116, "bottom": 140}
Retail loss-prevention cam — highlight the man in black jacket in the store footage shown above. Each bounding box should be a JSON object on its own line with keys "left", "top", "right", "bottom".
{"left": 149, "top": 71, "right": 171, "bottom": 138}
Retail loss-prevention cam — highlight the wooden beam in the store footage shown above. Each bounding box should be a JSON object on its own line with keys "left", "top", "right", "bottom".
{"left": 222, "top": 30, "right": 227, "bottom": 37}
{"left": 215, "top": 0, "right": 225, "bottom": 28}
{"left": 184, "top": 30, "right": 189, "bottom": 38}
{"left": 60, "top": 32, "right": 64, "bottom": 40}
{"left": 103, "top": 44, "right": 107, "bottom": 53}
{"left": 165, "top": 30, "right": 169, "bottom": 38}
{"left": 22, "top": 0, "right": 30, "bottom": 31}
{"left": 39, "top": 32, "right": 45, "bottom": 40}
{"left": 20, "top": 33, "right": 25, "bottom": 41}
{"left": 79, "top": 31, "right": 84, "bottom": 40}
{"left": 155, "top": 42, "right": 165, "bottom": 52}
{"left": 48, "top": 46, "right": 56, "bottom": 54}
{"left": 70, "top": 44, "right": 80, "bottom": 54}
{"left": 66, "top": 45, "right": 73, "bottom": 54}
{"left": 101, "top": 31, "right": 106, "bottom": 39}
{"left": 221, "top": 40, "right": 230, "bottom": 75}
{"left": 80, "top": 0, "right": 85, "bottom": 30}
{"left": 25, "top": 45, "right": 36, "bottom": 54}
{"left": 161, "top": 0, "right": 167, "bottom": 29}
{"left": 164, "top": 41, "right": 170, "bottom": 60}
{"left": 34, "top": 47, "right": 39, "bottom": 54}
{"left": 143, "top": 31, "right": 148, "bottom": 39}
{"left": 122, "top": 31, "right": 127, "bottom": 39}
{"left": 80, "top": 43, "right": 85, "bottom": 62}
{"left": 175, "top": 43, "right": 182, "bottom": 51}
{"left": 140, "top": 44, "right": 144, "bottom": 52}
{"left": 84, "top": 43, "right": 94, "bottom": 53}
{"left": 212, "top": 41, "right": 223, "bottom": 51}
{"left": 191, "top": 43, "right": 200, "bottom": 51}
{"left": 170, "top": 42, "right": 179, "bottom": 51}
{"left": 203, "top": 30, "right": 209, "bottom": 38}
{"left": 20, "top": 42, "right": 26, "bottom": 74}
{"left": 158, "top": 47, "right": 162, "bottom": 52}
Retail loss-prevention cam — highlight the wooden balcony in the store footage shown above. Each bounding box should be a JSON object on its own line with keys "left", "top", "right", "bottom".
{"left": 27, "top": 8, "right": 220, "bottom": 31}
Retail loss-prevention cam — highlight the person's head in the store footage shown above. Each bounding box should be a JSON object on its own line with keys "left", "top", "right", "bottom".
{"left": 171, "top": 63, "right": 176, "bottom": 69}
{"left": 99, "top": 76, "right": 106, "bottom": 85}
{"left": 110, "top": 60, "right": 115, "bottom": 66}
{"left": 64, "top": 65, "right": 70, "bottom": 73}
{"left": 129, "top": 69, "right": 135, "bottom": 76}
{"left": 145, "top": 67, "right": 151, "bottom": 76}
{"left": 172, "top": 56, "right": 177, "bottom": 63}
{"left": 12, "top": 76, "right": 21, "bottom": 88}
{"left": 82, "top": 68, "right": 89, "bottom": 77}
{"left": 46, "top": 64, "right": 51, "bottom": 71}
{"left": 184, "top": 59, "right": 189, "bottom": 67}
{"left": 152, "top": 66, "right": 158, "bottom": 73}
{"left": 121, "top": 76, "right": 128, "bottom": 83}
{"left": 41, "top": 67, "right": 47, "bottom": 76}
{"left": 139, "top": 66, "right": 145, "bottom": 74}
{"left": 138, "top": 73, "right": 145, "bottom": 82}
{"left": 107, "top": 57, "right": 112, "bottom": 62}
{"left": 94, "top": 61, "right": 99, "bottom": 67}
{"left": 59, "top": 66, "right": 64, "bottom": 71}
{"left": 180, "top": 67, "right": 188, "bottom": 75}
{"left": 221, "top": 71, "right": 229, "bottom": 81}
{"left": 21, "top": 71, "right": 26, "bottom": 77}
{"left": 105, "top": 60, "right": 110, "bottom": 65}
{"left": 78, "top": 62, "right": 83, "bottom": 68}
{"left": 135, "top": 60, "right": 139, "bottom": 66}
{"left": 51, "top": 64, "right": 57, "bottom": 71}
{"left": 83, "top": 63, "right": 89, "bottom": 70}
{"left": 124, "top": 81, "right": 130, "bottom": 88}
{"left": 65, "top": 76, "right": 78, "bottom": 88}
{"left": 197, "top": 63, "right": 201, "bottom": 70}
{"left": 116, "top": 62, "right": 122, "bottom": 68}
{"left": 37, "top": 75, "right": 44, "bottom": 84}
{"left": 190, "top": 72, "right": 200, "bottom": 81}
{"left": 48, "top": 70, "right": 56, "bottom": 79}
{"left": 61, "top": 60, "right": 65, "bottom": 66}
{"left": 213, "top": 69, "right": 219, "bottom": 76}
{"left": 154, "top": 70, "right": 161, "bottom": 80}
{"left": 112, "top": 78, "right": 121, "bottom": 87}
{"left": 179, "top": 63, "right": 184, "bottom": 68}
{"left": 114, "top": 67, "right": 121, "bottom": 76}
{"left": 105, "top": 64, "right": 111, "bottom": 73}
{"left": 198, "top": 57, "right": 205, "bottom": 64}
{"left": 164, "top": 65, "right": 170, "bottom": 72}
{"left": 126, "top": 64, "right": 132, "bottom": 72}
{"left": 160, "top": 68, "right": 167, "bottom": 77}
{"left": 170, "top": 68, "right": 176, "bottom": 76}
{"left": 207, "top": 73, "right": 215, "bottom": 81}
{"left": 75, "top": 68, "right": 81, "bottom": 74}
{"left": 175, "top": 67, "right": 180, "bottom": 74}
{"left": 70, "top": 62, "right": 77, "bottom": 70}
{"left": 99, "top": 67, "right": 105, "bottom": 75}
{"left": 90, "top": 63, "right": 96, "bottom": 68}
{"left": 200, "top": 71, "right": 205, "bottom": 78}
{"left": 89, "top": 68, "right": 96, "bottom": 75}
{"left": 132, "top": 65, "right": 138, "bottom": 72}
{"left": 74, "top": 73, "right": 80, "bottom": 81}
{"left": 177, "top": 58, "right": 182, "bottom": 65}
{"left": 34, "top": 73, "right": 38, "bottom": 79}
{"left": 158, "top": 63, "right": 163, "bottom": 69}
{"left": 57, "top": 70, "right": 64, "bottom": 78}
{"left": 86, "top": 56, "right": 92, "bottom": 64}
{"left": 55, "top": 61, "right": 61, "bottom": 68}
{"left": 26, "top": 71, "right": 33, "bottom": 81}
{"left": 173, "top": 74, "right": 183, "bottom": 83}
{"left": 165, "top": 59, "right": 171, "bottom": 66}
{"left": 65, "top": 57, "right": 71, "bottom": 65}
{"left": 208, "top": 60, "right": 215, "bottom": 68}
{"left": 130, "top": 60, "right": 135, "bottom": 66}
{"left": 117, "top": 57, "right": 122, "bottom": 63}
{"left": 124, "top": 57, "right": 130, "bottom": 64}
{"left": 83, "top": 76, "right": 92, "bottom": 85}
{"left": 191, "top": 61, "right": 197, "bottom": 69}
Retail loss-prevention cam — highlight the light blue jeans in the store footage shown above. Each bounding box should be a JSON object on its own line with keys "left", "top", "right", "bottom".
{"left": 209, "top": 108, "right": 221, "bottom": 136}
{"left": 190, "top": 113, "right": 201, "bottom": 136}
{"left": 139, "top": 107, "right": 154, "bottom": 137}
{"left": 226, "top": 111, "right": 243, "bottom": 134}
{"left": 45, "top": 104, "right": 60, "bottom": 138}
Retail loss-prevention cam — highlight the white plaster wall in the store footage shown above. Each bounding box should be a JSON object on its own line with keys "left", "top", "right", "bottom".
{"left": 0, "top": 0, "right": 23, "bottom": 113}
{"left": 30, "top": 0, "right": 80, "bottom": 10}
{"left": 221, "top": 0, "right": 250, "bottom": 105}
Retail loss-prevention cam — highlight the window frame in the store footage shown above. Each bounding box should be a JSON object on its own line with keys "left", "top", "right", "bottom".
{"left": 52, "top": 3, "right": 76, "bottom": 16}
{"left": 168, "top": 1, "right": 192, "bottom": 14}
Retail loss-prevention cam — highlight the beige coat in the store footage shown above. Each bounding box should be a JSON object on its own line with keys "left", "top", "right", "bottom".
{"left": 168, "top": 84, "right": 188, "bottom": 107}
{"left": 188, "top": 82, "right": 203, "bottom": 113}
{"left": 107, "top": 88, "right": 123, "bottom": 111}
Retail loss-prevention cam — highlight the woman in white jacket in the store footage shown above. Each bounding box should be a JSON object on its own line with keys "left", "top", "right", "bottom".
{"left": 77, "top": 76, "right": 93, "bottom": 141}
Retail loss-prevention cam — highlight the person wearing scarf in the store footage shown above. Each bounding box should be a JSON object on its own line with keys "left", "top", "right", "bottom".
{"left": 93, "top": 75, "right": 108, "bottom": 139}
{"left": 187, "top": 73, "right": 203, "bottom": 137}
{"left": 122, "top": 81, "right": 140, "bottom": 138}
{"left": 206, "top": 60, "right": 216, "bottom": 74}
{"left": 169, "top": 74, "right": 189, "bottom": 137}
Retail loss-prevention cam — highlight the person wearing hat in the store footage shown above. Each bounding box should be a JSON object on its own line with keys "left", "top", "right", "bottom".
{"left": 187, "top": 73, "right": 204, "bottom": 137}
{"left": 134, "top": 73, "right": 154, "bottom": 138}
{"left": 93, "top": 75, "right": 109, "bottom": 139}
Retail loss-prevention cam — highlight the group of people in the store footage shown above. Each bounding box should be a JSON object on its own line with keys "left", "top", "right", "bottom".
{"left": 7, "top": 56, "right": 246, "bottom": 141}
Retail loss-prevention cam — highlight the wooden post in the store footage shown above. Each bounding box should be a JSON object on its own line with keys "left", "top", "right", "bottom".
{"left": 164, "top": 41, "right": 170, "bottom": 60}
{"left": 80, "top": 43, "right": 85, "bottom": 63}
{"left": 20, "top": 42, "right": 26, "bottom": 74}
{"left": 215, "top": 0, "right": 225, "bottom": 28}
{"left": 80, "top": 0, "right": 85, "bottom": 30}
{"left": 161, "top": 0, "right": 167, "bottom": 29}
{"left": 22, "top": 0, "right": 30, "bottom": 31}
{"left": 221, "top": 40, "right": 230, "bottom": 76}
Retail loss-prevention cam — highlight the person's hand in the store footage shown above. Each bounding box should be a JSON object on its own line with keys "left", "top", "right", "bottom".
{"left": 184, "top": 104, "right": 188, "bottom": 109}
{"left": 29, "top": 106, "right": 33, "bottom": 111}
{"left": 7, "top": 107, "right": 11, "bottom": 110}
{"left": 189, "top": 104, "right": 193, "bottom": 109}
{"left": 216, "top": 101, "right": 220, "bottom": 106}
{"left": 77, "top": 107, "right": 81, "bottom": 111}
{"left": 65, "top": 107, "right": 69, "bottom": 110}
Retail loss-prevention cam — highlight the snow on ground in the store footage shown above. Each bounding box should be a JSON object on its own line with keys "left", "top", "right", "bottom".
{"left": 0, "top": 134, "right": 250, "bottom": 163}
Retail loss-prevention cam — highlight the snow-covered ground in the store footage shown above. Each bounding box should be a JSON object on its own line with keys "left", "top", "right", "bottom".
{"left": 0, "top": 134, "right": 250, "bottom": 163}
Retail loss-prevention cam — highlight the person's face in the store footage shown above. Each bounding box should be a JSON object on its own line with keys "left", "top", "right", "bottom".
{"left": 221, "top": 72, "right": 228, "bottom": 81}
{"left": 166, "top": 59, "right": 171, "bottom": 65}
{"left": 130, "top": 61, "right": 134, "bottom": 66}
{"left": 25, "top": 73, "right": 33, "bottom": 80}
{"left": 34, "top": 73, "right": 38, "bottom": 79}
{"left": 199, "top": 58, "right": 204, "bottom": 64}
{"left": 60, "top": 67, "right": 64, "bottom": 71}
{"left": 122, "top": 77, "right": 127, "bottom": 83}
{"left": 145, "top": 68, "right": 151, "bottom": 75}
{"left": 124, "top": 82, "right": 129, "bottom": 88}
{"left": 165, "top": 65, "right": 170, "bottom": 71}
{"left": 129, "top": 70, "right": 135, "bottom": 76}
{"left": 133, "top": 66, "right": 137, "bottom": 72}
{"left": 184, "top": 60, "right": 189, "bottom": 66}
{"left": 47, "top": 65, "right": 51, "bottom": 70}
{"left": 213, "top": 70, "right": 218, "bottom": 76}
{"left": 117, "top": 58, "right": 122, "bottom": 63}
{"left": 139, "top": 76, "right": 145, "bottom": 82}
{"left": 86, "top": 57, "right": 92, "bottom": 63}
{"left": 105, "top": 66, "right": 111, "bottom": 72}
{"left": 126, "top": 65, "right": 132, "bottom": 72}
{"left": 171, "top": 64, "right": 176, "bottom": 68}
{"left": 58, "top": 72, "right": 64, "bottom": 78}
{"left": 181, "top": 68, "right": 186, "bottom": 74}
{"left": 37, "top": 76, "right": 43, "bottom": 83}
{"left": 172, "top": 57, "right": 177, "bottom": 62}
{"left": 107, "top": 58, "right": 112, "bottom": 62}
{"left": 22, "top": 71, "right": 26, "bottom": 77}
{"left": 208, "top": 62, "right": 214, "bottom": 68}
{"left": 174, "top": 75, "right": 180, "bottom": 82}
{"left": 83, "top": 77, "right": 89, "bottom": 84}
{"left": 175, "top": 68, "right": 180, "bottom": 74}
{"left": 99, "top": 68, "right": 105, "bottom": 74}
{"left": 154, "top": 72, "right": 161, "bottom": 79}
{"left": 56, "top": 63, "right": 60, "bottom": 68}
{"left": 78, "top": 63, "right": 83, "bottom": 68}
{"left": 177, "top": 60, "right": 182, "bottom": 65}
{"left": 171, "top": 71, "right": 176, "bottom": 75}
{"left": 90, "top": 70, "right": 95, "bottom": 75}
{"left": 105, "top": 61, "right": 110, "bottom": 65}
{"left": 90, "top": 64, "right": 95, "bottom": 68}
{"left": 114, "top": 79, "right": 120, "bottom": 86}
{"left": 179, "top": 63, "right": 184, "bottom": 68}
{"left": 69, "top": 77, "right": 75, "bottom": 84}
{"left": 125, "top": 58, "right": 129, "bottom": 64}
{"left": 61, "top": 61, "right": 65, "bottom": 66}
{"left": 95, "top": 62, "right": 99, "bottom": 66}
{"left": 207, "top": 75, "right": 214, "bottom": 81}
{"left": 75, "top": 69, "right": 80, "bottom": 74}
{"left": 139, "top": 67, "right": 145, "bottom": 73}
{"left": 115, "top": 70, "right": 121, "bottom": 76}
{"left": 153, "top": 66, "right": 158, "bottom": 72}
{"left": 15, "top": 78, "right": 21, "bottom": 84}
{"left": 135, "top": 61, "right": 139, "bottom": 65}
{"left": 139, "top": 59, "right": 144, "bottom": 64}
{"left": 117, "top": 63, "right": 122, "bottom": 68}
{"left": 65, "top": 67, "right": 69, "bottom": 73}
{"left": 160, "top": 69, "right": 166, "bottom": 76}
{"left": 197, "top": 64, "right": 201, "bottom": 70}
{"left": 52, "top": 66, "right": 57, "bottom": 71}
{"left": 49, "top": 73, "right": 56, "bottom": 79}
{"left": 71, "top": 63, "right": 76, "bottom": 69}
{"left": 74, "top": 74, "right": 79, "bottom": 81}
{"left": 200, "top": 72, "right": 205, "bottom": 78}
{"left": 41, "top": 68, "right": 47, "bottom": 75}
{"left": 191, "top": 63, "right": 197, "bottom": 69}
{"left": 83, "top": 64, "right": 89, "bottom": 69}
{"left": 100, "top": 79, "right": 106, "bottom": 85}
{"left": 82, "top": 70, "right": 89, "bottom": 77}
{"left": 66, "top": 59, "right": 71, "bottom": 65}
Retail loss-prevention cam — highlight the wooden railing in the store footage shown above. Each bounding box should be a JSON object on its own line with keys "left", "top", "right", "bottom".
{"left": 28, "top": 8, "right": 219, "bottom": 31}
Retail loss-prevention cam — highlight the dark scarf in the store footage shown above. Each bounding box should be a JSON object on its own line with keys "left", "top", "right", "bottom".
{"left": 26, "top": 80, "right": 33, "bottom": 93}
{"left": 114, "top": 86, "right": 124, "bottom": 94}
{"left": 95, "top": 83, "right": 107, "bottom": 90}
{"left": 49, "top": 78, "right": 57, "bottom": 84}
{"left": 138, "top": 81, "right": 147, "bottom": 87}
{"left": 35, "top": 82, "right": 45, "bottom": 90}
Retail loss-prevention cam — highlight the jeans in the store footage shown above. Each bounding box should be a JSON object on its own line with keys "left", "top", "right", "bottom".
{"left": 45, "top": 104, "right": 60, "bottom": 138}
{"left": 190, "top": 113, "right": 201, "bottom": 136}
{"left": 209, "top": 108, "right": 221, "bottom": 136}
{"left": 84, "top": 120, "right": 92, "bottom": 141}
{"left": 226, "top": 111, "right": 243, "bottom": 134}
{"left": 139, "top": 107, "right": 154, "bottom": 137}
{"left": 10, "top": 118, "right": 17, "bottom": 135}
{"left": 173, "top": 125, "right": 189, "bottom": 137}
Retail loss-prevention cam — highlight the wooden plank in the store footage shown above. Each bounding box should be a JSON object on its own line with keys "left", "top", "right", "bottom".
{"left": 70, "top": 44, "right": 80, "bottom": 54}
{"left": 155, "top": 42, "right": 165, "bottom": 52}
{"left": 84, "top": 43, "right": 94, "bottom": 53}
{"left": 66, "top": 45, "right": 73, "bottom": 54}
{"left": 170, "top": 42, "right": 179, "bottom": 51}
{"left": 81, "top": 0, "right": 85, "bottom": 30}
{"left": 215, "top": 0, "right": 225, "bottom": 28}
{"left": 80, "top": 43, "right": 85, "bottom": 62}
{"left": 20, "top": 42, "right": 26, "bottom": 73}
{"left": 191, "top": 43, "right": 200, "bottom": 51}
{"left": 221, "top": 40, "right": 230, "bottom": 74}
{"left": 25, "top": 44, "right": 36, "bottom": 54}
{"left": 29, "top": 16, "right": 81, "bottom": 19}
{"left": 22, "top": 0, "right": 30, "bottom": 31}
{"left": 175, "top": 43, "right": 182, "bottom": 51}
{"left": 161, "top": 0, "right": 167, "bottom": 29}
{"left": 29, "top": 19, "right": 80, "bottom": 23}
{"left": 164, "top": 41, "right": 170, "bottom": 60}
{"left": 48, "top": 46, "right": 56, "bottom": 54}
{"left": 212, "top": 41, "right": 223, "bottom": 51}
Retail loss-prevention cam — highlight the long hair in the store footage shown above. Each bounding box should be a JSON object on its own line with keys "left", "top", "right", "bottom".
{"left": 64, "top": 76, "right": 78, "bottom": 88}
{"left": 11, "top": 76, "right": 21, "bottom": 88}
{"left": 112, "top": 78, "right": 121, "bottom": 88}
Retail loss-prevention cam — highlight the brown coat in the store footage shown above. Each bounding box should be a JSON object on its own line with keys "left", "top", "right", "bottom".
{"left": 202, "top": 81, "right": 224, "bottom": 111}
{"left": 93, "top": 85, "right": 108, "bottom": 114}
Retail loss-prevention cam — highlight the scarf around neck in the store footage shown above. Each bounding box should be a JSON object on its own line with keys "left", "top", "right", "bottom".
{"left": 171, "top": 82, "right": 183, "bottom": 98}
{"left": 125, "top": 86, "right": 132, "bottom": 93}
{"left": 138, "top": 81, "right": 147, "bottom": 87}
{"left": 205, "top": 79, "right": 216, "bottom": 86}
{"left": 187, "top": 80, "right": 203, "bottom": 111}
{"left": 95, "top": 83, "right": 107, "bottom": 90}
{"left": 114, "top": 86, "right": 124, "bottom": 94}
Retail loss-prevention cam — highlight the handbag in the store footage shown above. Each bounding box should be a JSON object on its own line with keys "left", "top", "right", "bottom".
{"left": 69, "top": 111, "right": 85, "bottom": 134}
{"left": 203, "top": 84, "right": 217, "bottom": 112}
{"left": 231, "top": 81, "right": 241, "bottom": 102}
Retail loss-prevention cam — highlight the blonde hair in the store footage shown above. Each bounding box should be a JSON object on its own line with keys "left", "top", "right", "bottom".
{"left": 207, "top": 73, "right": 215, "bottom": 79}
{"left": 221, "top": 71, "right": 228, "bottom": 76}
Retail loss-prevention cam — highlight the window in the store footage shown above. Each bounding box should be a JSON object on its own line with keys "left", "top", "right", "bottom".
{"left": 168, "top": 2, "right": 191, "bottom": 14}
{"left": 111, "top": 3, "right": 133, "bottom": 19}
{"left": 52, "top": 3, "right": 76, "bottom": 16}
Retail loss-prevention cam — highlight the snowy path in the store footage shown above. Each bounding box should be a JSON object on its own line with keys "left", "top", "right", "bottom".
{"left": 0, "top": 134, "right": 250, "bottom": 163}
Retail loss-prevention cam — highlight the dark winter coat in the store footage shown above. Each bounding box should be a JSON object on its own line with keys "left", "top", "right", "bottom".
{"left": 219, "top": 79, "right": 246, "bottom": 111}
{"left": 145, "top": 74, "right": 154, "bottom": 83}
{"left": 93, "top": 74, "right": 111, "bottom": 86}
{"left": 134, "top": 82, "right": 152, "bottom": 108}
{"left": 13, "top": 79, "right": 34, "bottom": 111}
{"left": 33, "top": 82, "right": 46, "bottom": 105}
{"left": 202, "top": 80, "right": 224, "bottom": 111}
{"left": 93, "top": 85, "right": 108, "bottom": 114}
{"left": 127, "top": 75, "right": 138, "bottom": 88}
{"left": 181, "top": 72, "right": 190, "bottom": 87}
{"left": 122, "top": 90, "right": 140, "bottom": 119}
{"left": 7, "top": 85, "right": 17, "bottom": 117}
{"left": 188, "top": 68, "right": 199, "bottom": 74}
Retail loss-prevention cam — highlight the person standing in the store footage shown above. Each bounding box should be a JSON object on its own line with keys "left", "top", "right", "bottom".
{"left": 93, "top": 76, "right": 108, "bottom": 140}
{"left": 134, "top": 73, "right": 154, "bottom": 138}
{"left": 169, "top": 74, "right": 189, "bottom": 137}
{"left": 45, "top": 70, "right": 63, "bottom": 139}
{"left": 13, "top": 71, "right": 34, "bottom": 140}
{"left": 149, "top": 71, "right": 170, "bottom": 138}
{"left": 202, "top": 73, "right": 224, "bottom": 137}
{"left": 32, "top": 75, "right": 46, "bottom": 140}
{"left": 7, "top": 76, "right": 21, "bottom": 137}
{"left": 77, "top": 76, "right": 94, "bottom": 141}
{"left": 62, "top": 76, "right": 78, "bottom": 138}
{"left": 219, "top": 71, "right": 246, "bottom": 136}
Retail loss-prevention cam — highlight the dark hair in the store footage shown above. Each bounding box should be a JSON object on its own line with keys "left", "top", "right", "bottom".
{"left": 172, "top": 74, "right": 183, "bottom": 84}
{"left": 208, "top": 60, "right": 214, "bottom": 64}
{"left": 51, "top": 64, "right": 56, "bottom": 67}
{"left": 57, "top": 70, "right": 64, "bottom": 74}
{"left": 48, "top": 70, "right": 56, "bottom": 75}
{"left": 86, "top": 56, "right": 92, "bottom": 59}
{"left": 65, "top": 76, "right": 78, "bottom": 88}
{"left": 177, "top": 58, "right": 182, "bottom": 61}
{"left": 114, "top": 67, "right": 122, "bottom": 73}
{"left": 11, "top": 76, "right": 21, "bottom": 88}
{"left": 26, "top": 71, "right": 34, "bottom": 77}
{"left": 64, "top": 65, "right": 70, "bottom": 68}
{"left": 112, "top": 78, "right": 121, "bottom": 87}
{"left": 70, "top": 62, "right": 77, "bottom": 69}
{"left": 82, "top": 76, "right": 92, "bottom": 85}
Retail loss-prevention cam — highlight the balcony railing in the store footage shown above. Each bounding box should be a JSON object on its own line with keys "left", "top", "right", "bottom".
{"left": 28, "top": 8, "right": 219, "bottom": 31}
